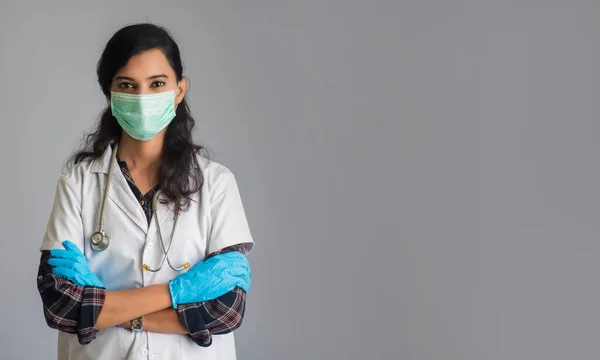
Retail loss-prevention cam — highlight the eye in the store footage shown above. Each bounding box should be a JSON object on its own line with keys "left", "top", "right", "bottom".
{"left": 119, "top": 82, "right": 135, "bottom": 89}
{"left": 150, "top": 81, "right": 166, "bottom": 88}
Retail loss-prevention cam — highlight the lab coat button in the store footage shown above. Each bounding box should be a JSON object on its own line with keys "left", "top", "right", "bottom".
{"left": 141, "top": 348, "right": 148, "bottom": 356}
{"left": 146, "top": 243, "right": 153, "bottom": 250}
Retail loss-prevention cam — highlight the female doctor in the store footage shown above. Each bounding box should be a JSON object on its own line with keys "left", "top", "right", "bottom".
{"left": 36, "top": 23, "right": 254, "bottom": 360}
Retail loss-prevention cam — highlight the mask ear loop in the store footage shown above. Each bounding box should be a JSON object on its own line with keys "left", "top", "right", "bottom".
{"left": 173, "top": 90, "right": 179, "bottom": 113}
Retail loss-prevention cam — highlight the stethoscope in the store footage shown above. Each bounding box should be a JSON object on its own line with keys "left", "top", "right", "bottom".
{"left": 90, "top": 143, "right": 190, "bottom": 272}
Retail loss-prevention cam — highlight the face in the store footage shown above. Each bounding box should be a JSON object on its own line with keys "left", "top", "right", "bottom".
{"left": 109, "top": 48, "right": 187, "bottom": 105}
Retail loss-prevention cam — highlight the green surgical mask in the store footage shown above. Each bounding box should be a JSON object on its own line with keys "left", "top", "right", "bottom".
{"left": 110, "top": 90, "right": 177, "bottom": 141}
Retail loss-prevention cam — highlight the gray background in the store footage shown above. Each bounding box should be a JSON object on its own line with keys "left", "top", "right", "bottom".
{"left": 1, "top": 0, "right": 599, "bottom": 359}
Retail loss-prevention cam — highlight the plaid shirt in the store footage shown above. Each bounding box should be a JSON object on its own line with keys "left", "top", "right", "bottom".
{"left": 37, "top": 158, "right": 253, "bottom": 347}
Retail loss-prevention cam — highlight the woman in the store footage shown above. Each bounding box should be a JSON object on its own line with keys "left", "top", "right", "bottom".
{"left": 36, "top": 23, "right": 254, "bottom": 360}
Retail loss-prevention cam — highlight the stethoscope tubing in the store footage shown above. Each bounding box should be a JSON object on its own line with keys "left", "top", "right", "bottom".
{"left": 90, "top": 142, "right": 188, "bottom": 272}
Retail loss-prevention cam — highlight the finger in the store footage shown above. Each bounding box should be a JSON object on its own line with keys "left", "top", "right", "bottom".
{"left": 62, "top": 241, "right": 85, "bottom": 257}
{"left": 90, "top": 277, "right": 105, "bottom": 288}
{"left": 217, "top": 275, "right": 247, "bottom": 293}
{"left": 210, "top": 252, "right": 246, "bottom": 267}
{"left": 50, "top": 259, "right": 88, "bottom": 276}
{"left": 49, "top": 249, "right": 79, "bottom": 260}
{"left": 206, "top": 256, "right": 247, "bottom": 274}
{"left": 49, "top": 251, "right": 86, "bottom": 267}
{"left": 52, "top": 267, "right": 78, "bottom": 282}
{"left": 232, "top": 276, "right": 250, "bottom": 293}
{"left": 224, "top": 264, "right": 251, "bottom": 278}
{"left": 219, "top": 252, "right": 249, "bottom": 268}
{"left": 47, "top": 258, "right": 77, "bottom": 269}
{"left": 73, "top": 273, "right": 92, "bottom": 287}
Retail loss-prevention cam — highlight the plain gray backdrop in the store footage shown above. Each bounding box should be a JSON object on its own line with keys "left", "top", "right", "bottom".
{"left": 1, "top": 0, "right": 599, "bottom": 359}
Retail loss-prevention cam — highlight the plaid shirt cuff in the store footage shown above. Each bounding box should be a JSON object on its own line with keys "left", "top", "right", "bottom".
{"left": 176, "top": 243, "right": 252, "bottom": 347}
{"left": 37, "top": 251, "right": 106, "bottom": 345}
{"left": 177, "top": 287, "right": 247, "bottom": 347}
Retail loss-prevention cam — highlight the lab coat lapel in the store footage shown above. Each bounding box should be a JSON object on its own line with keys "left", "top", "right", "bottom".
{"left": 107, "top": 173, "right": 149, "bottom": 234}
{"left": 94, "top": 146, "right": 148, "bottom": 234}
{"left": 90, "top": 144, "right": 158, "bottom": 234}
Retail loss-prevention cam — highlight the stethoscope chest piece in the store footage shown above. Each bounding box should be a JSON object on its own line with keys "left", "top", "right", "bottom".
{"left": 91, "top": 229, "right": 110, "bottom": 251}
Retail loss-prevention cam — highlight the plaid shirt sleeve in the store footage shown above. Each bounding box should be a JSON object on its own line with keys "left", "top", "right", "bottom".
{"left": 176, "top": 243, "right": 253, "bottom": 347}
{"left": 37, "top": 250, "right": 106, "bottom": 345}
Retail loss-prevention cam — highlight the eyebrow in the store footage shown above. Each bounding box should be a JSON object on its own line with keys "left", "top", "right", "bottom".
{"left": 115, "top": 74, "right": 169, "bottom": 81}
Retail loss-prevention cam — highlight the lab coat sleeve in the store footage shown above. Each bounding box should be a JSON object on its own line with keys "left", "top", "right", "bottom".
{"left": 40, "top": 174, "right": 85, "bottom": 251}
{"left": 207, "top": 169, "right": 254, "bottom": 255}
{"left": 37, "top": 251, "right": 106, "bottom": 345}
{"left": 175, "top": 170, "right": 253, "bottom": 346}
{"left": 177, "top": 287, "right": 247, "bottom": 347}
{"left": 37, "top": 175, "right": 105, "bottom": 344}
{"left": 176, "top": 243, "right": 253, "bottom": 347}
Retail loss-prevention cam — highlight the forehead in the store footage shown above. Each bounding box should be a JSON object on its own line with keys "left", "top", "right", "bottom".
{"left": 115, "top": 48, "right": 174, "bottom": 78}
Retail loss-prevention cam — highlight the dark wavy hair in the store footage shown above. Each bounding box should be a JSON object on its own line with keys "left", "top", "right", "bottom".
{"left": 70, "top": 23, "right": 204, "bottom": 213}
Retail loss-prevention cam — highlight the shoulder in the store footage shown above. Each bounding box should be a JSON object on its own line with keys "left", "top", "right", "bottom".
{"left": 59, "top": 145, "right": 112, "bottom": 187}
{"left": 59, "top": 157, "right": 96, "bottom": 187}
{"left": 46, "top": 156, "right": 97, "bottom": 204}
{"left": 195, "top": 154, "right": 238, "bottom": 194}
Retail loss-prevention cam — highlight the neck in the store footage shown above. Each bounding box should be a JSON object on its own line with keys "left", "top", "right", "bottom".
{"left": 117, "top": 132, "right": 164, "bottom": 172}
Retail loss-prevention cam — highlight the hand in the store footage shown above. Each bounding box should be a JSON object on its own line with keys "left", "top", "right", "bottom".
{"left": 168, "top": 251, "right": 251, "bottom": 308}
{"left": 48, "top": 240, "right": 105, "bottom": 288}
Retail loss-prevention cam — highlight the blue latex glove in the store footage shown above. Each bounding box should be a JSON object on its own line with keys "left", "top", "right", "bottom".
{"left": 169, "top": 251, "right": 251, "bottom": 308}
{"left": 48, "top": 240, "right": 105, "bottom": 288}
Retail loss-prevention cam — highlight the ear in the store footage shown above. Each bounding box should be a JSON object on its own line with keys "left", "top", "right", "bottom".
{"left": 176, "top": 77, "right": 188, "bottom": 105}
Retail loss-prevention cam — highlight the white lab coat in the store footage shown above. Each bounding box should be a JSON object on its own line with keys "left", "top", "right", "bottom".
{"left": 40, "top": 144, "right": 254, "bottom": 360}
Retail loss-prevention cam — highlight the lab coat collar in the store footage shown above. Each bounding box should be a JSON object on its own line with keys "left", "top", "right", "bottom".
{"left": 89, "top": 143, "right": 171, "bottom": 234}
{"left": 90, "top": 144, "right": 114, "bottom": 174}
{"left": 89, "top": 144, "right": 148, "bottom": 233}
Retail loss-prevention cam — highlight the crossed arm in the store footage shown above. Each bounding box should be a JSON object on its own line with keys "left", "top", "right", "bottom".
{"left": 117, "top": 302, "right": 188, "bottom": 334}
{"left": 95, "top": 283, "right": 174, "bottom": 330}
{"left": 37, "top": 243, "right": 251, "bottom": 347}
